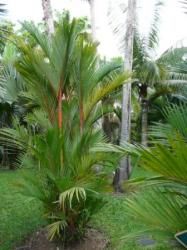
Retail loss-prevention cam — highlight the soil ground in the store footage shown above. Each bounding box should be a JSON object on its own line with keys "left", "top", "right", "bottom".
{"left": 14, "top": 228, "right": 109, "bottom": 250}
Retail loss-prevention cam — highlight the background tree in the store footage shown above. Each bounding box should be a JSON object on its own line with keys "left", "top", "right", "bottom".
{"left": 41, "top": 0, "right": 54, "bottom": 35}
{"left": 83, "top": 0, "right": 97, "bottom": 40}
{"left": 115, "top": 0, "right": 136, "bottom": 191}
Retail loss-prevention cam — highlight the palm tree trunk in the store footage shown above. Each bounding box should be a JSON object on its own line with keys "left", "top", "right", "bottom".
{"left": 114, "top": 0, "right": 136, "bottom": 192}
{"left": 88, "top": 0, "right": 97, "bottom": 40}
{"left": 141, "top": 99, "right": 148, "bottom": 147}
{"left": 41, "top": 0, "right": 54, "bottom": 35}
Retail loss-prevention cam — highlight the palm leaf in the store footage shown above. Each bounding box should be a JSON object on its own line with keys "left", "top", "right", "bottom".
{"left": 84, "top": 72, "right": 131, "bottom": 120}
{"left": 149, "top": 103, "right": 187, "bottom": 141}
{"left": 124, "top": 188, "right": 187, "bottom": 240}
{"left": 59, "top": 187, "right": 86, "bottom": 210}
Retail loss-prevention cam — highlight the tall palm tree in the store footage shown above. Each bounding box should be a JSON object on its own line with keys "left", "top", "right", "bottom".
{"left": 132, "top": 1, "right": 187, "bottom": 146}
{"left": 88, "top": 0, "right": 97, "bottom": 40}
{"left": 41, "top": 0, "right": 54, "bottom": 35}
{"left": 133, "top": 36, "right": 166, "bottom": 146}
{"left": 83, "top": 0, "right": 97, "bottom": 40}
{"left": 109, "top": 0, "right": 164, "bottom": 149}
{"left": 117, "top": 0, "right": 136, "bottom": 188}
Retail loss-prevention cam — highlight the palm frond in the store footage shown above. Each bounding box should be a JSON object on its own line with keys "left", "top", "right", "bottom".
{"left": 47, "top": 220, "right": 67, "bottom": 241}
{"left": 147, "top": 1, "right": 163, "bottom": 50}
{"left": 84, "top": 72, "right": 130, "bottom": 120}
{"left": 107, "top": 0, "right": 127, "bottom": 52}
{"left": 163, "top": 103, "right": 187, "bottom": 138}
{"left": 180, "top": 0, "right": 187, "bottom": 14}
{"left": 149, "top": 103, "right": 187, "bottom": 141}
{"left": 124, "top": 188, "right": 187, "bottom": 240}
{"left": 59, "top": 187, "right": 86, "bottom": 210}
{"left": 139, "top": 137, "right": 187, "bottom": 182}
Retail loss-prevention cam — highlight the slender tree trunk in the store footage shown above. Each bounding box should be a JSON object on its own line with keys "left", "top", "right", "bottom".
{"left": 41, "top": 0, "right": 54, "bottom": 35}
{"left": 141, "top": 99, "right": 148, "bottom": 147}
{"left": 140, "top": 84, "right": 148, "bottom": 147}
{"left": 88, "top": 0, "right": 97, "bottom": 40}
{"left": 114, "top": 0, "right": 136, "bottom": 192}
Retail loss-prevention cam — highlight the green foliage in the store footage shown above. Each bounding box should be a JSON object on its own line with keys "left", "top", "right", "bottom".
{"left": 149, "top": 103, "right": 187, "bottom": 142}
{"left": 159, "top": 47, "right": 187, "bottom": 67}
{"left": 12, "top": 126, "right": 117, "bottom": 243}
{"left": 130, "top": 2, "right": 187, "bottom": 144}
{"left": 0, "top": 14, "right": 128, "bottom": 244}
{"left": 123, "top": 104, "right": 187, "bottom": 244}
{"left": 124, "top": 189, "right": 187, "bottom": 240}
{"left": 11, "top": 14, "right": 129, "bottom": 128}
{"left": 0, "top": 20, "right": 14, "bottom": 55}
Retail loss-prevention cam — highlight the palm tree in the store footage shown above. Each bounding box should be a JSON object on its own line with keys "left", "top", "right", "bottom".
{"left": 0, "top": 16, "right": 130, "bottom": 241}
{"left": 133, "top": 37, "right": 166, "bottom": 146}
{"left": 83, "top": 0, "right": 97, "bottom": 40}
{"left": 132, "top": 0, "right": 187, "bottom": 146}
{"left": 88, "top": 0, "right": 97, "bottom": 40}
{"left": 41, "top": 0, "right": 54, "bottom": 35}
{"left": 132, "top": 1, "right": 163, "bottom": 147}
{"left": 14, "top": 15, "right": 129, "bottom": 131}
{"left": 108, "top": 0, "right": 163, "bottom": 148}
{"left": 115, "top": 0, "right": 136, "bottom": 190}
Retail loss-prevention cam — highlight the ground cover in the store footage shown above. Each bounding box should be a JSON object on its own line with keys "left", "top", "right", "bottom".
{"left": 0, "top": 170, "right": 182, "bottom": 250}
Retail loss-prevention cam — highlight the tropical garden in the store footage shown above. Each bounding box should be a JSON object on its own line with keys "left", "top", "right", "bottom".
{"left": 0, "top": 0, "right": 187, "bottom": 249}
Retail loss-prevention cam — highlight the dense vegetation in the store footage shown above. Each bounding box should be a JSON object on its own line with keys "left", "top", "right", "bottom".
{"left": 0, "top": 0, "right": 187, "bottom": 249}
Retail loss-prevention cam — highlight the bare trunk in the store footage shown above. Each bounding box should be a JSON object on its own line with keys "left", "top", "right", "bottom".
{"left": 89, "top": 0, "right": 97, "bottom": 40}
{"left": 114, "top": 0, "right": 136, "bottom": 192}
{"left": 141, "top": 99, "right": 148, "bottom": 147}
{"left": 41, "top": 0, "right": 54, "bottom": 35}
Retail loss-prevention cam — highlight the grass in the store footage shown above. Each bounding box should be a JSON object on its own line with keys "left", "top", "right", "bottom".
{"left": 0, "top": 169, "right": 182, "bottom": 250}
{"left": 92, "top": 167, "right": 182, "bottom": 250}
{"left": 92, "top": 195, "right": 181, "bottom": 250}
{"left": 0, "top": 171, "right": 45, "bottom": 250}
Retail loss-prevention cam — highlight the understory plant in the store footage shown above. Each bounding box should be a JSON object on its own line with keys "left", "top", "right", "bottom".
{"left": 14, "top": 126, "right": 117, "bottom": 242}
{"left": 123, "top": 103, "right": 187, "bottom": 244}
{"left": 0, "top": 14, "right": 129, "bottom": 243}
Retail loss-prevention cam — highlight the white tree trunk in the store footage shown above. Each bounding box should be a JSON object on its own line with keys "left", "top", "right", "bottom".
{"left": 89, "top": 0, "right": 97, "bottom": 41}
{"left": 42, "top": 0, "right": 54, "bottom": 35}
{"left": 114, "top": 0, "right": 136, "bottom": 191}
